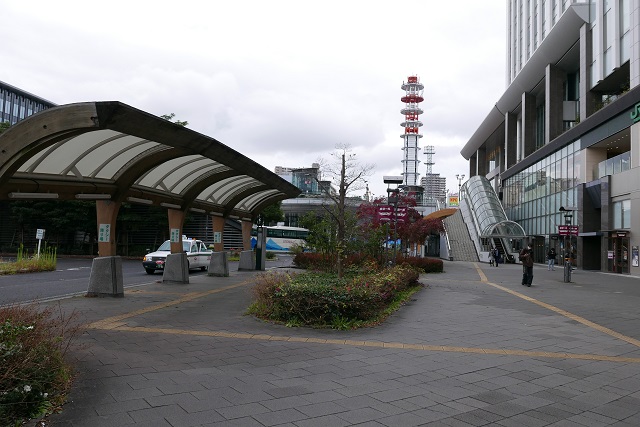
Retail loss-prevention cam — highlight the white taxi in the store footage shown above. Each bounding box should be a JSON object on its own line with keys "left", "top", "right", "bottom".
{"left": 142, "top": 238, "right": 212, "bottom": 274}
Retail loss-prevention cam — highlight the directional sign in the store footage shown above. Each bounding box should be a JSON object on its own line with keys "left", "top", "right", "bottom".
{"left": 375, "top": 205, "right": 408, "bottom": 223}
{"left": 558, "top": 225, "right": 579, "bottom": 236}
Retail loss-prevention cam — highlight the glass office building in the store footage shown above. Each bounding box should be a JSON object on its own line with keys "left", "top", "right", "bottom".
{"left": 0, "top": 80, "right": 56, "bottom": 125}
{"left": 462, "top": 1, "right": 640, "bottom": 273}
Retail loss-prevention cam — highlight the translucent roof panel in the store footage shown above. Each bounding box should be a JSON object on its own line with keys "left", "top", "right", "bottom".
{"left": 482, "top": 220, "right": 527, "bottom": 238}
{"left": 0, "top": 101, "right": 300, "bottom": 218}
{"left": 461, "top": 175, "right": 526, "bottom": 238}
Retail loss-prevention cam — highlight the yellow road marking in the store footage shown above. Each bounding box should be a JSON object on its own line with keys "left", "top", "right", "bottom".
{"left": 83, "top": 269, "right": 640, "bottom": 364}
{"left": 87, "top": 279, "right": 254, "bottom": 329}
{"left": 90, "top": 324, "right": 640, "bottom": 363}
{"left": 474, "top": 263, "right": 640, "bottom": 348}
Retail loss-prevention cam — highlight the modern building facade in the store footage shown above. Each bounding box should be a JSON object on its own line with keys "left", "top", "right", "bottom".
{"left": 421, "top": 173, "right": 447, "bottom": 205}
{"left": 461, "top": 0, "right": 640, "bottom": 273}
{"left": 0, "top": 80, "right": 56, "bottom": 125}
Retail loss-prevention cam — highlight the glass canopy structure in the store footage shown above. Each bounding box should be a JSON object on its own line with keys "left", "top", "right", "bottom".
{"left": 460, "top": 175, "right": 526, "bottom": 259}
{"left": 0, "top": 101, "right": 300, "bottom": 219}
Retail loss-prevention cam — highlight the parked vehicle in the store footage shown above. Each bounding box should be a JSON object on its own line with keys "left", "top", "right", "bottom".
{"left": 250, "top": 225, "right": 308, "bottom": 251}
{"left": 142, "top": 238, "right": 212, "bottom": 274}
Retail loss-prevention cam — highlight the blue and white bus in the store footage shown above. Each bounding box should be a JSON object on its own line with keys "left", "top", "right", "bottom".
{"left": 250, "top": 225, "right": 308, "bottom": 252}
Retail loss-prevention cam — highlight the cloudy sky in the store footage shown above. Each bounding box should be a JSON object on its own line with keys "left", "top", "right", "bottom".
{"left": 2, "top": 0, "right": 506, "bottom": 200}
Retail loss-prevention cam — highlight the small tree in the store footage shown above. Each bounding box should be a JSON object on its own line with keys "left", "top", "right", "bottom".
{"left": 160, "top": 113, "right": 188, "bottom": 127}
{"left": 0, "top": 121, "right": 10, "bottom": 134}
{"left": 256, "top": 202, "right": 284, "bottom": 226}
{"left": 315, "top": 144, "right": 373, "bottom": 278}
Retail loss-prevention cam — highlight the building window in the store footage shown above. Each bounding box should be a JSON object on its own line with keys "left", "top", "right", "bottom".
{"left": 536, "top": 104, "right": 545, "bottom": 149}
{"left": 613, "top": 200, "right": 631, "bottom": 229}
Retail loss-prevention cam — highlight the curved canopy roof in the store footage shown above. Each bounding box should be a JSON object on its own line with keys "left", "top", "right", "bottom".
{"left": 481, "top": 220, "right": 527, "bottom": 239}
{"left": 0, "top": 101, "right": 300, "bottom": 219}
{"left": 461, "top": 175, "right": 526, "bottom": 239}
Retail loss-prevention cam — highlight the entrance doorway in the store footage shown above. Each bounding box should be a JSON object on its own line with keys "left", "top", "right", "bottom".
{"left": 608, "top": 234, "right": 629, "bottom": 274}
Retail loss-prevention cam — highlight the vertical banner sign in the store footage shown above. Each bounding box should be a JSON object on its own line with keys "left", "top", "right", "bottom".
{"left": 98, "top": 224, "right": 110, "bottom": 242}
{"left": 170, "top": 228, "right": 181, "bottom": 243}
{"left": 449, "top": 195, "right": 459, "bottom": 207}
{"left": 213, "top": 232, "right": 222, "bottom": 244}
{"left": 633, "top": 246, "right": 639, "bottom": 267}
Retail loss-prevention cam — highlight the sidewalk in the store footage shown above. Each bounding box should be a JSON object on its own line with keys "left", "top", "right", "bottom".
{"left": 40, "top": 261, "right": 640, "bottom": 426}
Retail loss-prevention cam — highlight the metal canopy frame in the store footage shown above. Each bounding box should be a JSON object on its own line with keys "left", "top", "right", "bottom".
{"left": 0, "top": 101, "right": 300, "bottom": 219}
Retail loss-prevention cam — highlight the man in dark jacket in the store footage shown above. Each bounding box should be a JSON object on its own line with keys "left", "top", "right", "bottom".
{"left": 519, "top": 245, "right": 534, "bottom": 287}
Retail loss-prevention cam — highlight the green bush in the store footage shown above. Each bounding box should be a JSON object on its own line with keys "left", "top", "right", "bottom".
{"left": 396, "top": 256, "right": 443, "bottom": 273}
{"left": 248, "top": 264, "right": 421, "bottom": 328}
{"left": 0, "top": 303, "right": 83, "bottom": 425}
{"left": 292, "top": 252, "right": 333, "bottom": 271}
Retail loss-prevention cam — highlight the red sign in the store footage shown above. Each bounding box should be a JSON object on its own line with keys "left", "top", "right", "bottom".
{"left": 558, "top": 225, "right": 579, "bottom": 236}
{"left": 375, "top": 205, "right": 408, "bottom": 223}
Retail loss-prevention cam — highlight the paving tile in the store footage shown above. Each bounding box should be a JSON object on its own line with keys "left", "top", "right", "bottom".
{"left": 335, "top": 407, "right": 386, "bottom": 424}
{"left": 251, "top": 408, "right": 307, "bottom": 426}
{"left": 216, "top": 403, "right": 270, "bottom": 420}
{"left": 296, "top": 401, "right": 347, "bottom": 417}
{"left": 292, "top": 414, "right": 351, "bottom": 427}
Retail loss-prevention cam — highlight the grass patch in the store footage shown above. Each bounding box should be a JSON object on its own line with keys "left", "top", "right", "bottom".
{"left": 0, "top": 244, "right": 57, "bottom": 275}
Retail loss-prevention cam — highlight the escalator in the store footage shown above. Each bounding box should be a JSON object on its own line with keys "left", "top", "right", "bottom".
{"left": 455, "top": 176, "right": 526, "bottom": 263}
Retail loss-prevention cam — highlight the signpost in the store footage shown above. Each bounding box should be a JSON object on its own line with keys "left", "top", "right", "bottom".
{"left": 558, "top": 225, "right": 579, "bottom": 236}
{"left": 36, "top": 228, "right": 45, "bottom": 258}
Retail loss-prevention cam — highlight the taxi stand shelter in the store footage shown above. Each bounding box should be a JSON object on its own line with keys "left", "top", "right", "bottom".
{"left": 0, "top": 101, "right": 300, "bottom": 295}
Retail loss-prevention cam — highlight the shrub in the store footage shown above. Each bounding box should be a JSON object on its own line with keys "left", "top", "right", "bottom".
{"left": 248, "top": 264, "right": 421, "bottom": 328}
{"left": 292, "top": 252, "right": 333, "bottom": 271}
{"left": 396, "top": 256, "right": 443, "bottom": 273}
{"left": 0, "top": 303, "right": 83, "bottom": 425}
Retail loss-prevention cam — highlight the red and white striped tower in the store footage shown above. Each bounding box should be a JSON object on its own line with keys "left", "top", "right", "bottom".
{"left": 400, "top": 76, "right": 424, "bottom": 187}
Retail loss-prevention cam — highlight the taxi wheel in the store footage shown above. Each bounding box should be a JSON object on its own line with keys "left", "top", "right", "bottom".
{"left": 200, "top": 266, "right": 207, "bottom": 271}
{"left": 145, "top": 268, "right": 155, "bottom": 274}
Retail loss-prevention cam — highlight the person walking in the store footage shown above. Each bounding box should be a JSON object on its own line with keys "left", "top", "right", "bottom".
{"left": 493, "top": 248, "right": 500, "bottom": 267}
{"left": 547, "top": 247, "right": 556, "bottom": 271}
{"left": 519, "top": 244, "right": 534, "bottom": 287}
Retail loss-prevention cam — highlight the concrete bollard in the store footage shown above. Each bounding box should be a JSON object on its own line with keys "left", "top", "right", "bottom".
{"left": 163, "top": 252, "right": 189, "bottom": 284}
{"left": 208, "top": 251, "right": 230, "bottom": 277}
{"left": 87, "top": 256, "right": 124, "bottom": 297}
{"left": 238, "top": 250, "right": 255, "bottom": 271}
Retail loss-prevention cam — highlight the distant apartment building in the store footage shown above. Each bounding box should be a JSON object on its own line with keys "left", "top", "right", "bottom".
{"left": 0, "top": 80, "right": 56, "bottom": 125}
{"left": 461, "top": 0, "right": 640, "bottom": 273}
{"left": 420, "top": 173, "right": 447, "bottom": 204}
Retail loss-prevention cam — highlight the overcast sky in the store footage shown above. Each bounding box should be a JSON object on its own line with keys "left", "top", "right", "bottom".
{"left": 2, "top": 0, "right": 506, "bottom": 200}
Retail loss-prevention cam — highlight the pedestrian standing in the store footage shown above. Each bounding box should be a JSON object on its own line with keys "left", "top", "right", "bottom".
{"left": 547, "top": 248, "right": 556, "bottom": 271}
{"left": 519, "top": 245, "right": 534, "bottom": 287}
{"left": 493, "top": 248, "right": 500, "bottom": 267}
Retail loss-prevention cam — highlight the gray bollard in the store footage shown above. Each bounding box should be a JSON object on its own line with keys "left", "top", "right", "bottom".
{"left": 87, "top": 256, "right": 124, "bottom": 297}
{"left": 208, "top": 252, "right": 230, "bottom": 277}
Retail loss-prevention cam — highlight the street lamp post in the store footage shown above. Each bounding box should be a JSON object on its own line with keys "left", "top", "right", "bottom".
{"left": 560, "top": 206, "right": 574, "bottom": 283}
{"left": 383, "top": 176, "right": 404, "bottom": 266}
{"left": 456, "top": 174, "right": 465, "bottom": 198}
{"left": 387, "top": 188, "right": 400, "bottom": 265}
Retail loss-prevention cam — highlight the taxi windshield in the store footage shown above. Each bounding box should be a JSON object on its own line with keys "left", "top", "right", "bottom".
{"left": 156, "top": 241, "right": 192, "bottom": 252}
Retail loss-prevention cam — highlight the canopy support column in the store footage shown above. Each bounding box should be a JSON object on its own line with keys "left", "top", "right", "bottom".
{"left": 241, "top": 220, "right": 253, "bottom": 251}
{"left": 212, "top": 215, "right": 225, "bottom": 252}
{"left": 164, "top": 208, "right": 189, "bottom": 284}
{"left": 87, "top": 200, "right": 123, "bottom": 297}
